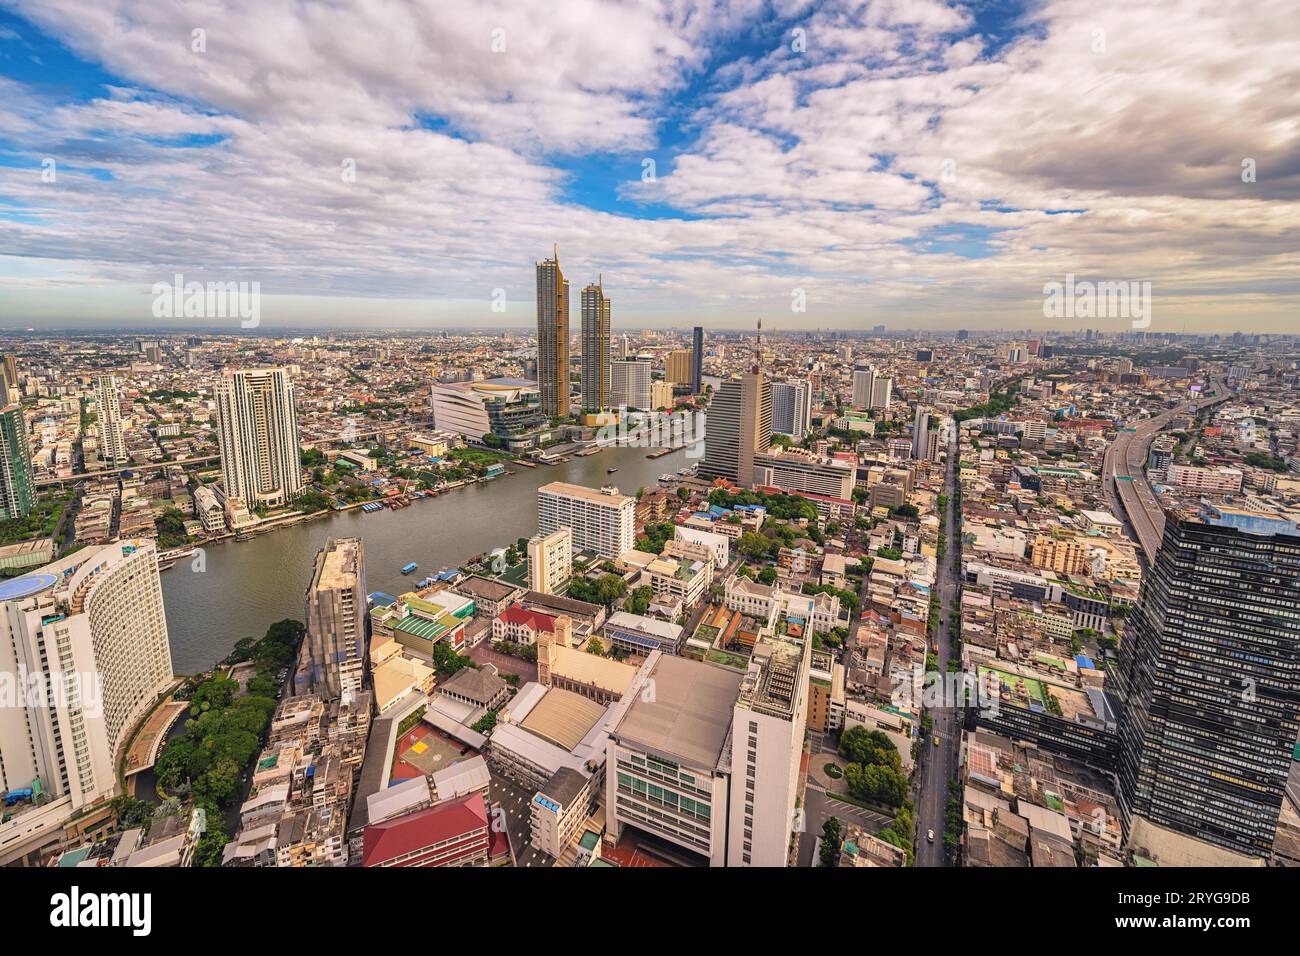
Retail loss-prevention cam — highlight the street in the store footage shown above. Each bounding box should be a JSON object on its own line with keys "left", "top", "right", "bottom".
{"left": 916, "top": 423, "right": 960, "bottom": 867}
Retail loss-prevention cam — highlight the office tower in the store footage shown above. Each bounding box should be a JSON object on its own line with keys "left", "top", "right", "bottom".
{"left": 536, "top": 248, "right": 570, "bottom": 419}
{"left": 528, "top": 527, "right": 573, "bottom": 595}
{"left": 611, "top": 358, "right": 652, "bottom": 411}
{"left": 0, "top": 540, "right": 174, "bottom": 865}
{"left": 0, "top": 403, "right": 34, "bottom": 521}
{"left": 93, "top": 373, "right": 128, "bottom": 465}
{"left": 911, "top": 405, "right": 929, "bottom": 460}
{"left": 1116, "top": 506, "right": 1300, "bottom": 863}
{"left": 700, "top": 334, "right": 771, "bottom": 486}
{"left": 771, "top": 380, "right": 812, "bottom": 438}
{"left": 215, "top": 367, "right": 303, "bottom": 509}
{"left": 691, "top": 326, "right": 704, "bottom": 394}
{"left": 665, "top": 349, "right": 693, "bottom": 387}
{"left": 870, "top": 374, "right": 893, "bottom": 410}
{"left": 580, "top": 278, "right": 611, "bottom": 412}
{"left": 296, "top": 537, "right": 366, "bottom": 701}
{"left": 851, "top": 367, "right": 874, "bottom": 409}
{"left": 537, "top": 482, "right": 635, "bottom": 558}
{"left": 956, "top": 329, "right": 969, "bottom": 342}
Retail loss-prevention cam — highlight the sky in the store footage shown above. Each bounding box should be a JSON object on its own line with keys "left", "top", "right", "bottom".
{"left": 0, "top": 0, "right": 1297, "bottom": 334}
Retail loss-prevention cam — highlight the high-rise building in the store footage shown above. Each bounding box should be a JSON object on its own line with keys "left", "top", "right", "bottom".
{"left": 691, "top": 326, "right": 704, "bottom": 394}
{"left": 771, "top": 380, "right": 812, "bottom": 438}
{"left": 665, "top": 349, "right": 693, "bottom": 387}
{"left": 1, "top": 353, "right": 17, "bottom": 399}
{"left": 215, "top": 367, "right": 303, "bottom": 509}
{"left": 580, "top": 278, "right": 611, "bottom": 412}
{"left": 430, "top": 377, "right": 544, "bottom": 445}
{"left": 0, "top": 540, "right": 174, "bottom": 865}
{"left": 1116, "top": 505, "right": 1300, "bottom": 864}
{"left": 0, "top": 403, "right": 35, "bottom": 521}
{"left": 296, "top": 537, "right": 367, "bottom": 700}
{"left": 700, "top": 327, "right": 771, "bottom": 486}
{"left": 911, "top": 405, "right": 929, "bottom": 461}
{"left": 871, "top": 375, "right": 893, "bottom": 410}
{"left": 93, "top": 374, "right": 128, "bottom": 466}
{"left": 537, "top": 482, "right": 635, "bottom": 559}
{"left": 851, "top": 367, "right": 874, "bottom": 409}
{"left": 536, "top": 248, "right": 570, "bottom": 419}
{"left": 528, "top": 527, "right": 573, "bottom": 595}
{"left": 611, "top": 358, "right": 652, "bottom": 411}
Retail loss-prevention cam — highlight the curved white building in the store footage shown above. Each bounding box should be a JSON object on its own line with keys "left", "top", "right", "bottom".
{"left": 0, "top": 540, "right": 174, "bottom": 864}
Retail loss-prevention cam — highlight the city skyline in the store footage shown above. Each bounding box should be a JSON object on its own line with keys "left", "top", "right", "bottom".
{"left": 1, "top": 2, "right": 1298, "bottom": 333}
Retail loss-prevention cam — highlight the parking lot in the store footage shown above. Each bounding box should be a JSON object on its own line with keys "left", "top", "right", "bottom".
{"left": 489, "top": 774, "right": 553, "bottom": 868}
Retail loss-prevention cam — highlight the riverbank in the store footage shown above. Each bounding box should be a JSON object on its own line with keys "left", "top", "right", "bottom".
{"left": 160, "top": 440, "right": 693, "bottom": 674}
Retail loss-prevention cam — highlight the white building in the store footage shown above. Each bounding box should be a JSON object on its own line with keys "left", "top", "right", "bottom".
{"left": 537, "top": 482, "right": 635, "bottom": 559}
{"left": 93, "top": 373, "right": 128, "bottom": 465}
{"left": 771, "top": 380, "right": 812, "bottom": 437}
{"left": 0, "top": 541, "right": 174, "bottom": 864}
{"left": 215, "top": 368, "right": 303, "bottom": 508}
{"left": 611, "top": 359, "right": 652, "bottom": 411}
{"left": 673, "top": 524, "right": 730, "bottom": 570}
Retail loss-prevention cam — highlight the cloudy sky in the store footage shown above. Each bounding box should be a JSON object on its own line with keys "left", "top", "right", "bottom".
{"left": 0, "top": 0, "right": 1297, "bottom": 333}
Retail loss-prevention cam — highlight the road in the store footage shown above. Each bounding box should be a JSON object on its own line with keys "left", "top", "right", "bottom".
{"left": 917, "top": 421, "right": 961, "bottom": 866}
{"left": 1102, "top": 381, "right": 1230, "bottom": 562}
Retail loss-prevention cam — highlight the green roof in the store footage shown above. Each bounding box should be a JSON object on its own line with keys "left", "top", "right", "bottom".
{"left": 395, "top": 614, "right": 450, "bottom": 642}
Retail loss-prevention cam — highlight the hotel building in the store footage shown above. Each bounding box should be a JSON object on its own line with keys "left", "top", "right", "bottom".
{"left": 536, "top": 249, "right": 571, "bottom": 418}
{"left": 537, "top": 482, "right": 635, "bottom": 559}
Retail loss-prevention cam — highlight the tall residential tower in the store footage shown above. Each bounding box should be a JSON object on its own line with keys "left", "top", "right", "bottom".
{"left": 580, "top": 278, "right": 611, "bottom": 412}
{"left": 215, "top": 367, "right": 303, "bottom": 509}
{"left": 536, "top": 248, "right": 570, "bottom": 419}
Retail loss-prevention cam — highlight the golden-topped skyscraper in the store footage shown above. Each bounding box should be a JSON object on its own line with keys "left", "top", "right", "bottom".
{"left": 535, "top": 246, "right": 570, "bottom": 418}
{"left": 580, "top": 275, "right": 611, "bottom": 412}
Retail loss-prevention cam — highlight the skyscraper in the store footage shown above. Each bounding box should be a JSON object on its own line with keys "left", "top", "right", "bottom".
{"left": 691, "top": 326, "right": 704, "bottom": 395}
{"left": 580, "top": 278, "right": 611, "bottom": 412}
{"left": 93, "top": 373, "right": 128, "bottom": 465}
{"left": 1, "top": 353, "right": 17, "bottom": 399}
{"left": 851, "top": 367, "right": 874, "bottom": 409}
{"left": 665, "top": 349, "right": 693, "bottom": 387}
{"left": 215, "top": 367, "right": 303, "bottom": 509}
{"left": 0, "top": 540, "right": 174, "bottom": 864}
{"left": 296, "top": 537, "right": 367, "bottom": 700}
{"left": 771, "top": 380, "right": 812, "bottom": 438}
{"left": 1116, "top": 505, "right": 1300, "bottom": 863}
{"left": 536, "top": 248, "right": 570, "bottom": 419}
{"left": 911, "top": 405, "right": 930, "bottom": 460}
{"left": 0, "top": 403, "right": 34, "bottom": 521}
{"left": 700, "top": 324, "right": 771, "bottom": 486}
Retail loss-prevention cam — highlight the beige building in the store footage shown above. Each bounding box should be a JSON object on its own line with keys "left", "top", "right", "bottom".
{"left": 528, "top": 527, "right": 573, "bottom": 595}
{"left": 536, "top": 248, "right": 570, "bottom": 418}
{"left": 537, "top": 481, "right": 635, "bottom": 559}
{"left": 665, "top": 349, "right": 693, "bottom": 386}
{"left": 296, "top": 537, "right": 367, "bottom": 701}
{"left": 1030, "top": 535, "right": 1090, "bottom": 576}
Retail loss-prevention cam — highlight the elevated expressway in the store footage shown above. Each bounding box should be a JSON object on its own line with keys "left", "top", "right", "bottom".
{"left": 1102, "top": 381, "right": 1230, "bottom": 562}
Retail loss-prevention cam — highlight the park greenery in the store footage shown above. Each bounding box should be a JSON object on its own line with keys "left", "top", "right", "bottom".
{"left": 838, "top": 725, "right": 908, "bottom": 808}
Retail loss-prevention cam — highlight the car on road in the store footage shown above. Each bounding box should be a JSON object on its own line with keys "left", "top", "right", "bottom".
{"left": 927, "top": 829, "right": 935, "bottom": 842}
{"left": 933, "top": 735, "right": 940, "bottom": 747}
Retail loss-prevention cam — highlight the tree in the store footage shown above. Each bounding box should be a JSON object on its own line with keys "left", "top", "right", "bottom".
{"left": 819, "top": 816, "right": 843, "bottom": 867}
{"left": 676, "top": 486, "right": 690, "bottom": 502}
{"left": 626, "top": 585, "right": 653, "bottom": 616}
{"left": 586, "top": 637, "right": 605, "bottom": 656}
{"left": 737, "top": 531, "right": 772, "bottom": 561}
{"left": 757, "top": 566, "right": 777, "bottom": 585}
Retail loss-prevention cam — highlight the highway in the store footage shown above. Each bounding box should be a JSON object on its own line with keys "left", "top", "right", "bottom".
{"left": 1102, "top": 381, "right": 1230, "bottom": 562}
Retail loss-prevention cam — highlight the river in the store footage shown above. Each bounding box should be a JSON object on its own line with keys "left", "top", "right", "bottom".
{"left": 160, "top": 441, "right": 694, "bottom": 674}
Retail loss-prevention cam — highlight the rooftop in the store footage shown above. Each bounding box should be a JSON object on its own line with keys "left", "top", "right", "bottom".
{"left": 613, "top": 655, "right": 742, "bottom": 770}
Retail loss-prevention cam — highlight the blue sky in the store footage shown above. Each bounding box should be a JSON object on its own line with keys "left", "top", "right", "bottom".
{"left": 0, "top": 0, "right": 1297, "bottom": 332}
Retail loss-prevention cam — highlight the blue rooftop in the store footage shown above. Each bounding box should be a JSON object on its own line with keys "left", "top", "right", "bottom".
{"left": 0, "top": 573, "right": 59, "bottom": 602}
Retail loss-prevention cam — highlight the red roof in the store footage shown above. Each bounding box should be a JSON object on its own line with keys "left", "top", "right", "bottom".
{"left": 498, "top": 603, "right": 557, "bottom": 633}
{"left": 363, "top": 793, "right": 490, "bottom": 867}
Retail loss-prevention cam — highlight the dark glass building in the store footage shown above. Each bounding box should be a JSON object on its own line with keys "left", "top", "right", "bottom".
{"left": 691, "top": 326, "right": 703, "bottom": 395}
{"left": 1115, "top": 505, "right": 1300, "bottom": 859}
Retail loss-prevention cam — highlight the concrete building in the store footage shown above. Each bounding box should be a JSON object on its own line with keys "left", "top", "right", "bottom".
{"left": 537, "top": 481, "right": 635, "bottom": 559}
{"left": 665, "top": 349, "right": 693, "bottom": 387}
{"left": 296, "top": 537, "right": 367, "bottom": 701}
{"left": 0, "top": 541, "right": 174, "bottom": 865}
{"left": 691, "top": 326, "right": 704, "bottom": 394}
{"left": 699, "top": 361, "right": 771, "bottom": 487}
{"left": 771, "top": 379, "right": 812, "bottom": 438}
{"left": 93, "top": 373, "right": 128, "bottom": 465}
{"left": 528, "top": 527, "right": 573, "bottom": 595}
{"left": 611, "top": 358, "right": 652, "bottom": 411}
{"left": 215, "top": 367, "right": 303, "bottom": 509}
{"left": 753, "top": 447, "right": 855, "bottom": 499}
